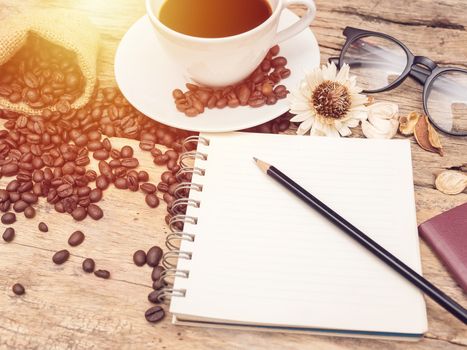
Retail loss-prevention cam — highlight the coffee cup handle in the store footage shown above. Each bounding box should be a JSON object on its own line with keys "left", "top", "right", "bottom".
{"left": 273, "top": 0, "right": 316, "bottom": 44}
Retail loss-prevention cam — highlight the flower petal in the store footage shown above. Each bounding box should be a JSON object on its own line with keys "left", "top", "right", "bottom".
{"left": 338, "top": 124, "right": 352, "bottom": 137}
{"left": 305, "top": 69, "right": 323, "bottom": 91}
{"left": 310, "top": 122, "right": 326, "bottom": 136}
{"left": 345, "top": 118, "right": 360, "bottom": 128}
{"left": 321, "top": 123, "right": 340, "bottom": 137}
{"left": 335, "top": 63, "right": 350, "bottom": 84}
{"left": 322, "top": 62, "right": 337, "bottom": 81}
{"left": 296, "top": 118, "right": 313, "bottom": 135}
{"left": 290, "top": 110, "right": 314, "bottom": 122}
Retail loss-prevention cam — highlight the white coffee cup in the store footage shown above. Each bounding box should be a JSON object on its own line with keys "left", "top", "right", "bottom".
{"left": 146, "top": 0, "right": 316, "bottom": 87}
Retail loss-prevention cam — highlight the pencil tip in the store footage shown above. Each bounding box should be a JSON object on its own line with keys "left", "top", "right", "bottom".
{"left": 253, "top": 157, "right": 270, "bottom": 173}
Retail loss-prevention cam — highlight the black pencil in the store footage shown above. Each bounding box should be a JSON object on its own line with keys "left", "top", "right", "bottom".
{"left": 253, "top": 157, "right": 467, "bottom": 325}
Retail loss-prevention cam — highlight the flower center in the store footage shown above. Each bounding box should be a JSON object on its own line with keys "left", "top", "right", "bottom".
{"left": 312, "top": 81, "right": 351, "bottom": 120}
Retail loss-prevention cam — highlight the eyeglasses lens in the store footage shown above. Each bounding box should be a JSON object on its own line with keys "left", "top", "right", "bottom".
{"left": 342, "top": 35, "right": 408, "bottom": 92}
{"left": 427, "top": 70, "right": 467, "bottom": 136}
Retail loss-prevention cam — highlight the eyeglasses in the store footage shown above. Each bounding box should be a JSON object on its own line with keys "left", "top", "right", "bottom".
{"left": 329, "top": 27, "right": 467, "bottom": 136}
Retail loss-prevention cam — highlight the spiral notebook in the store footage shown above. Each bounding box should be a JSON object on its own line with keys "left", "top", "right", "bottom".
{"left": 163, "top": 132, "right": 427, "bottom": 340}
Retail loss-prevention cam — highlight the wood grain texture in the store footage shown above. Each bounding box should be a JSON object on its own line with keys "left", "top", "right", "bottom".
{"left": 0, "top": 0, "right": 466, "bottom": 349}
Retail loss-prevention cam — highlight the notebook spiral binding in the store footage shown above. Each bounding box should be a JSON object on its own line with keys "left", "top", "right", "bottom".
{"left": 158, "top": 135, "right": 210, "bottom": 303}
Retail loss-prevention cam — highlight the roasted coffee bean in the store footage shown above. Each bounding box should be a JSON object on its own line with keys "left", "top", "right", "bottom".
{"left": 120, "top": 145, "right": 134, "bottom": 158}
{"left": 145, "top": 194, "right": 160, "bottom": 208}
{"left": 68, "top": 230, "right": 85, "bottom": 246}
{"left": 139, "top": 140, "right": 155, "bottom": 151}
{"left": 6, "top": 180, "right": 20, "bottom": 192}
{"left": 0, "top": 189, "right": 9, "bottom": 203}
{"left": 87, "top": 204, "right": 103, "bottom": 220}
{"left": 77, "top": 186, "right": 91, "bottom": 197}
{"left": 109, "top": 159, "right": 121, "bottom": 168}
{"left": 163, "top": 193, "right": 175, "bottom": 207}
{"left": 140, "top": 183, "right": 157, "bottom": 194}
{"left": 121, "top": 158, "right": 139, "bottom": 168}
{"left": 13, "top": 200, "right": 28, "bottom": 213}
{"left": 145, "top": 306, "right": 165, "bottom": 323}
{"left": 125, "top": 175, "right": 137, "bottom": 191}
{"left": 271, "top": 56, "right": 287, "bottom": 68}
{"left": 96, "top": 175, "right": 109, "bottom": 190}
{"left": 150, "top": 148, "right": 162, "bottom": 157}
{"left": 93, "top": 149, "right": 109, "bottom": 160}
{"left": 94, "top": 269, "right": 110, "bottom": 279}
{"left": 0, "top": 200, "right": 11, "bottom": 213}
{"left": 9, "top": 192, "right": 21, "bottom": 203}
{"left": 88, "top": 131, "right": 102, "bottom": 141}
{"left": 266, "top": 95, "right": 278, "bottom": 105}
{"left": 138, "top": 170, "right": 149, "bottom": 182}
{"left": 57, "top": 183, "right": 73, "bottom": 198}
{"left": 146, "top": 246, "right": 163, "bottom": 267}
{"left": 71, "top": 207, "right": 87, "bottom": 221}
{"left": 52, "top": 249, "right": 70, "bottom": 265}
{"left": 102, "top": 138, "right": 112, "bottom": 152}
{"left": 89, "top": 188, "right": 103, "bottom": 203}
{"left": 114, "top": 177, "right": 128, "bottom": 189}
{"left": 82, "top": 258, "right": 95, "bottom": 273}
{"left": 152, "top": 279, "right": 166, "bottom": 290}
{"left": 98, "top": 161, "right": 113, "bottom": 180}
{"left": 54, "top": 201, "right": 65, "bottom": 213}
{"left": 248, "top": 98, "right": 266, "bottom": 108}
{"left": 87, "top": 140, "right": 103, "bottom": 151}
{"left": 151, "top": 266, "right": 165, "bottom": 282}
{"left": 21, "top": 192, "right": 38, "bottom": 204}
{"left": 38, "top": 222, "right": 48, "bottom": 232}
{"left": 24, "top": 206, "right": 36, "bottom": 219}
{"left": 160, "top": 171, "right": 173, "bottom": 184}
{"left": 2, "top": 163, "right": 19, "bottom": 176}
{"left": 12, "top": 283, "right": 25, "bottom": 296}
{"left": 2, "top": 227, "right": 15, "bottom": 242}
{"left": 148, "top": 290, "right": 162, "bottom": 304}
{"left": 133, "top": 250, "right": 147, "bottom": 267}
{"left": 157, "top": 182, "right": 169, "bottom": 193}
{"left": 1, "top": 212, "right": 16, "bottom": 224}
{"left": 78, "top": 198, "right": 91, "bottom": 208}
{"left": 110, "top": 149, "right": 121, "bottom": 159}
{"left": 153, "top": 155, "right": 169, "bottom": 166}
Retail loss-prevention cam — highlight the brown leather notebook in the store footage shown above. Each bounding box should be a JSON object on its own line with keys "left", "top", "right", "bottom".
{"left": 418, "top": 202, "right": 467, "bottom": 293}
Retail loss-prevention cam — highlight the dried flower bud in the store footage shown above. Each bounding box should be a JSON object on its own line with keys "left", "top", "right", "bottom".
{"left": 435, "top": 171, "right": 467, "bottom": 195}
{"left": 362, "top": 102, "right": 399, "bottom": 139}
{"left": 399, "top": 112, "right": 421, "bottom": 136}
{"left": 414, "top": 115, "right": 443, "bottom": 156}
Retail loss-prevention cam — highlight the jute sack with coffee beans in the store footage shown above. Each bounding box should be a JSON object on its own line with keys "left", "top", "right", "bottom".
{"left": 0, "top": 9, "right": 99, "bottom": 115}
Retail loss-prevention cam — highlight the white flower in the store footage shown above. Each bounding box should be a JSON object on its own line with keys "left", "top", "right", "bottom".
{"left": 288, "top": 62, "right": 368, "bottom": 137}
{"left": 361, "top": 102, "right": 400, "bottom": 139}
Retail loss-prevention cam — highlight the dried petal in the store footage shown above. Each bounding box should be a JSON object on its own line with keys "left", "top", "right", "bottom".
{"left": 399, "top": 112, "right": 421, "bottom": 136}
{"left": 427, "top": 122, "right": 443, "bottom": 156}
{"left": 414, "top": 115, "right": 442, "bottom": 156}
{"left": 435, "top": 171, "right": 467, "bottom": 195}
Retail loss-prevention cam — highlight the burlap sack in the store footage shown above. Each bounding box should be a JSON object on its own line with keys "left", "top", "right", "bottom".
{"left": 0, "top": 9, "right": 99, "bottom": 115}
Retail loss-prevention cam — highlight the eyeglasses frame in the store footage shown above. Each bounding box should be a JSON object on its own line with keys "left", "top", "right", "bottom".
{"left": 329, "top": 26, "right": 467, "bottom": 136}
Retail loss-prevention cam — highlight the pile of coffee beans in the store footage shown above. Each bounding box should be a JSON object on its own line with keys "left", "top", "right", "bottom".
{"left": 172, "top": 45, "right": 291, "bottom": 117}
{"left": 0, "top": 34, "right": 85, "bottom": 109}
{"left": 132, "top": 245, "right": 167, "bottom": 323}
{"left": 0, "top": 38, "right": 291, "bottom": 324}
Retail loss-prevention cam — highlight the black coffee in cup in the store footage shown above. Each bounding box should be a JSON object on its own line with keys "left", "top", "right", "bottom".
{"left": 158, "top": 0, "right": 272, "bottom": 38}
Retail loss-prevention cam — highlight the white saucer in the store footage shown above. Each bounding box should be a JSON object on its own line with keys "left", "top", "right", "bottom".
{"left": 115, "top": 11, "right": 320, "bottom": 132}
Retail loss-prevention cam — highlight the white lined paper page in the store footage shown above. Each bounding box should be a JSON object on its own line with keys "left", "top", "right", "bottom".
{"left": 171, "top": 133, "right": 427, "bottom": 334}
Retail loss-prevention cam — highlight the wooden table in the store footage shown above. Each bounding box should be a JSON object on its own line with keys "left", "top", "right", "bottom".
{"left": 0, "top": 0, "right": 466, "bottom": 349}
